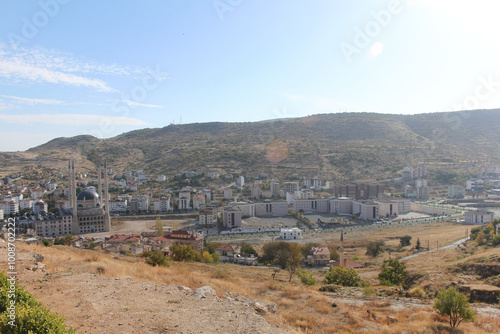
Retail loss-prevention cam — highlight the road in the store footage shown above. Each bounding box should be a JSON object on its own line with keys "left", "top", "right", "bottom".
{"left": 399, "top": 237, "right": 470, "bottom": 261}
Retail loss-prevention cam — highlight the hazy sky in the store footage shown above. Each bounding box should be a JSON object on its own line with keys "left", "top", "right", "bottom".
{"left": 1, "top": 0, "right": 500, "bottom": 151}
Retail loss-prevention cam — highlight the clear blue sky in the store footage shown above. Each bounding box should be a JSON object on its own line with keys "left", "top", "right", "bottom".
{"left": 1, "top": 0, "right": 500, "bottom": 151}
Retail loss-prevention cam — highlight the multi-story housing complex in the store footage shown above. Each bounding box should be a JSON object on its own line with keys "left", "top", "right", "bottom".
{"left": 352, "top": 200, "right": 379, "bottom": 221}
{"left": 223, "top": 206, "right": 242, "bottom": 228}
{"left": 254, "top": 201, "right": 288, "bottom": 217}
{"left": 466, "top": 179, "right": 484, "bottom": 192}
{"left": 130, "top": 195, "right": 149, "bottom": 212}
{"left": 235, "top": 176, "right": 245, "bottom": 187}
{"left": 109, "top": 200, "right": 127, "bottom": 213}
{"left": 178, "top": 196, "right": 191, "bottom": 210}
{"left": 283, "top": 182, "right": 299, "bottom": 194}
{"left": 0, "top": 201, "right": 19, "bottom": 216}
{"left": 223, "top": 188, "right": 233, "bottom": 200}
{"left": 293, "top": 198, "right": 329, "bottom": 213}
{"left": 33, "top": 200, "right": 48, "bottom": 214}
{"left": 465, "top": 210, "right": 494, "bottom": 225}
{"left": 270, "top": 181, "right": 280, "bottom": 197}
{"left": 333, "top": 183, "right": 385, "bottom": 200}
{"left": 163, "top": 230, "right": 204, "bottom": 252}
{"left": 312, "top": 177, "right": 322, "bottom": 190}
{"left": 199, "top": 207, "right": 218, "bottom": 228}
{"left": 448, "top": 185, "right": 466, "bottom": 199}
{"left": 192, "top": 193, "right": 206, "bottom": 209}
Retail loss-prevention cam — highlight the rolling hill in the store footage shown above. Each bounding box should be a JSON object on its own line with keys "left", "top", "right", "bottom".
{"left": 2, "top": 110, "right": 500, "bottom": 180}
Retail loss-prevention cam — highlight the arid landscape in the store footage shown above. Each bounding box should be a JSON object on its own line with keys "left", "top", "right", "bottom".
{"left": 3, "top": 221, "right": 499, "bottom": 333}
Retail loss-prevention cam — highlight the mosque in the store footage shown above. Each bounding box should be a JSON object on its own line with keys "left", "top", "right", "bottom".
{"left": 35, "top": 161, "right": 111, "bottom": 237}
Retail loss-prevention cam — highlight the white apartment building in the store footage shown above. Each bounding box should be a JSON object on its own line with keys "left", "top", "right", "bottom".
{"left": 353, "top": 200, "right": 379, "bottom": 221}
{"left": 466, "top": 179, "right": 484, "bottom": 192}
{"left": 255, "top": 201, "right": 288, "bottom": 217}
{"left": 0, "top": 202, "right": 19, "bottom": 216}
{"left": 178, "top": 196, "right": 191, "bottom": 210}
{"left": 448, "top": 185, "right": 466, "bottom": 199}
{"left": 226, "top": 202, "right": 255, "bottom": 218}
{"left": 280, "top": 228, "right": 302, "bottom": 240}
{"left": 293, "top": 198, "right": 329, "bottom": 213}
{"left": 465, "top": 210, "right": 494, "bottom": 225}
{"left": 109, "top": 200, "right": 127, "bottom": 213}
{"left": 19, "top": 199, "right": 34, "bottom": 211}
{"left": 329, "top": 198, "right": 353, "bottom": 215}
{"left": 192, "top": 193, "right": 206, "bottom": 209}
{"left": 223, "top": 189, "right": 233, "bottom": 200}
{"left": 270, "top": 181, "right": 280, "bottom": 197}
{"left": 284, "top": 182, "right": 299, "bottom": 194}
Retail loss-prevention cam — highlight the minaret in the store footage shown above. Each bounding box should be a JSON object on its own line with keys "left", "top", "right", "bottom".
{"left": 71, "top": 160, "right": 79, "bottom": 234}
{"left": 339, "top": 230, "right": 345, "bottom": 267}
{"left": 103, "top": 162, "right": 111, "bottom": 232}
{"left": 98, "top": 163, "right": 103, "bottom": 200}
{"left": 68, "top": 161, "right": 73, "bottom": 209}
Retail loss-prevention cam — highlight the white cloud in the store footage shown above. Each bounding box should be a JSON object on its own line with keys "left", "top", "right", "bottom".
{"left": 122, "top": 100, "right": 163, "bottom": 108}
{"left": 0, "top": 44, "right": 150, "bottom": 92}
{"left": 0, "top": 59, "right": 115, "bottom": 92}
{"left": 0, "top": 113, "right": 149, "bottom": 126}
{"left": 0, "top": 95, "right": 64, "bottom": 106}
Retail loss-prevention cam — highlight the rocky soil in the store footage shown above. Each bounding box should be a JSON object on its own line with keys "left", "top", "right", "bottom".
{"left": 0, "top": 242, "right": 291, "bottom": 334}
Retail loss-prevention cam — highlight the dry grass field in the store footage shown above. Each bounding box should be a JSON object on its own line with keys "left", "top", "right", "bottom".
{"left": 5, "top": 221, "right": 499, "bottom": 333}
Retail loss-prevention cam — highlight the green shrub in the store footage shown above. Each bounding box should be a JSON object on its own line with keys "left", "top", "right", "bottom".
{"left": 142, "top": 251, "right": 170, "bottom": 267}
{"left": 378, "top": 259, "right": 409, "bottom": 287}
{"left": 409, "top": 287, "right": 427, "bottom": 299}
{"left": 492, "top": 234, "right": 500, "bottom": 246}
{"left": 362, "top": 286, "right": 376, "bottom": 296}
{"left": 319, "top": 284, "right": 341, "bottom": 293}
{"left": 296, "top": 269, "right": 316, "bottom": 286}
{"left": 366, "top": 240, "right": 385, "bottom": 257}
{"left": 0, "top": 272, "right": 75, "bottom": 333}
{"left": 323, "top": 266, "right": 363, "bottom": 287}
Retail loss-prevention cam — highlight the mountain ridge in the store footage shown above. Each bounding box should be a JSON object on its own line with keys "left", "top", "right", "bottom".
{"left": 3, "top": 110, "right": 500, "bottom": 180}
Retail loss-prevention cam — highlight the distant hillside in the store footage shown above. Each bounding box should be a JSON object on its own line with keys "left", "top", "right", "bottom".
{"left": 3, "top": 110, "right": 500, "bottom": 180}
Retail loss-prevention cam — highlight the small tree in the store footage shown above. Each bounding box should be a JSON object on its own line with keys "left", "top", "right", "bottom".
{"left": 416, "top": 238, "right": 422, "bottom": 250}
{"left": 378, "top": 259, "right": 409, "bottom": 287}
{"left": 286, "top": 243, "right": 303, "bottom": 282}
{"left": 399, "top": 235, "right": 412, "bottom": 247}
{"left": 199, "top": 251, "right": 214, "bottom": 263}
{"left": 323, "top": 266, "right": 363, "bottom": 287}
{"left": 142, "top": 251, "right": 170, "bottom": 267}
{"left": 433, "top": 287, "right": 475, "bottom": 328}
{"left": 155, "top": 216, "right": 163, "bottom": 237}
{"left": 170, "top": 243, "right": 198, "bottom": 262}
{"left": 271, "top": 268, "right": 280, "bottom": 281}
{"left": 366, "top": 240, "right": 385, "bottom": 257}
{"left": 240, "top": 243, "right": 258, "bottom": 257}
{"left": 297, "top": 268, "right": 316, "bottom": 286}
{"left": 476, "top": 231, "right": 485, "bottom": 245}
